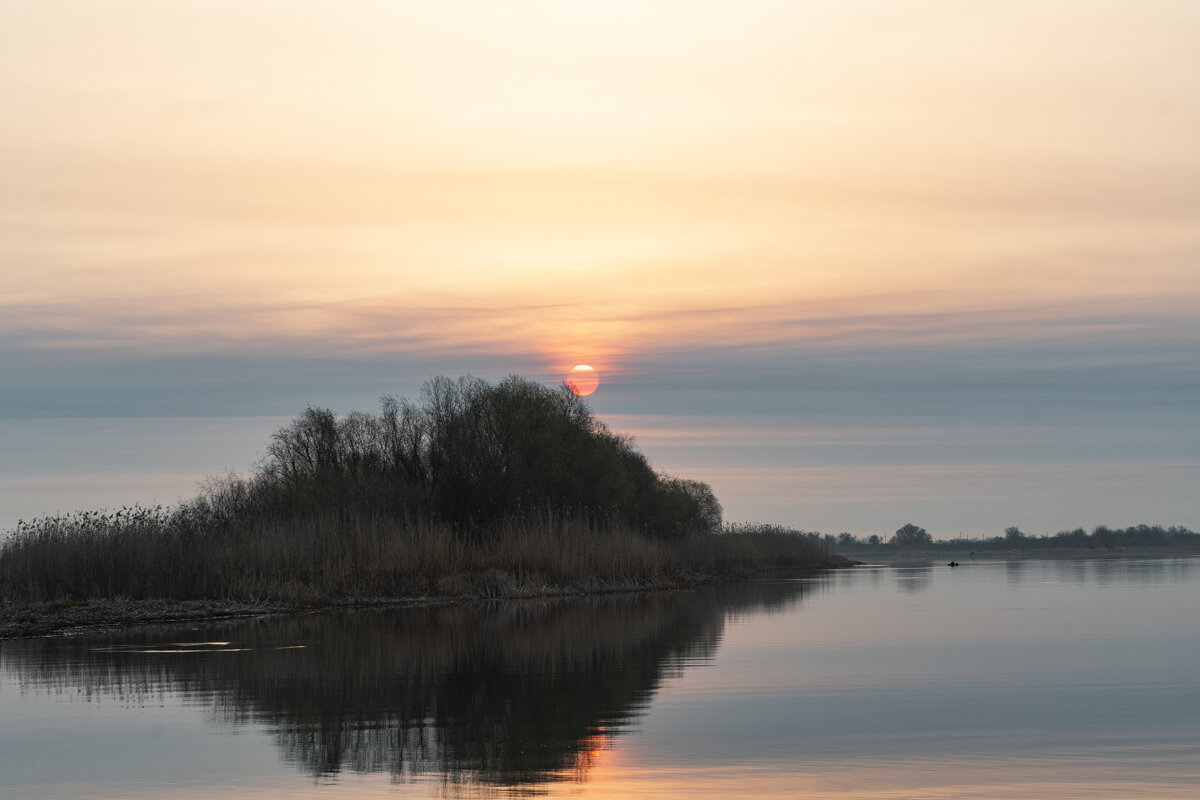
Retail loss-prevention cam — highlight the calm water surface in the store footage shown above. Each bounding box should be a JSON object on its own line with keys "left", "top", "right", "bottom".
{"left": 2, "top": 557, "right": 1198, "bottom": 798}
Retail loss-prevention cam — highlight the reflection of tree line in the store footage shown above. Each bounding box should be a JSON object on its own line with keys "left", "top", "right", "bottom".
{"left": 1004, "top": 555, "right": 1200, "bottom": 586}
{"left": 887, "top": 556, "right": 1199, "bottom": 595}
{"left": 3, "top": 580, "right": 818, "bottom": 787}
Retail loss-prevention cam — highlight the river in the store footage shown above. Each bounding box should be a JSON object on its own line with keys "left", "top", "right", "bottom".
{"left": 2, "top": 556, "right": 1197, "bottom": 798}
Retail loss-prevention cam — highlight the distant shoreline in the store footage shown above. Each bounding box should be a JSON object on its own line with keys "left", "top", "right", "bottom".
{"left": 836, "top": 545, "right": 1200, "bottom": 565}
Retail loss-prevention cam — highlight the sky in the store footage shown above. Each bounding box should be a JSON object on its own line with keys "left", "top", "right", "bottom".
{"left": 2, "top": 1, "right": 1198, "bottom": 537}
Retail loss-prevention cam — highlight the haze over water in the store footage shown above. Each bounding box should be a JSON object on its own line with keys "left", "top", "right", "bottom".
{"left": 4, "top": 556, "right": 1197, "bottom": 798}
{"left": 3, "top": 411, "right": 1197, "bottom": 539}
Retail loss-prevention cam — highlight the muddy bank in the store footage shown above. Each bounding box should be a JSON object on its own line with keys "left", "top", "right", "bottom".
{"left": 0, "top": 561, "right": 847, "bottom": 640}
{"left": 0, "top": 598, "right": 326, "bottom": 639}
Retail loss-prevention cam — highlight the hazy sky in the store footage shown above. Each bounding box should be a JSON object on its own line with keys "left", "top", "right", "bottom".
{"left": 2, "top": 1, "right": 1198, "bottom": 536}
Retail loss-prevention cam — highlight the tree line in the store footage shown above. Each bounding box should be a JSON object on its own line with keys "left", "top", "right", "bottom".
{"left": 828, "top": 523, "right": 1199, "bottom": 551}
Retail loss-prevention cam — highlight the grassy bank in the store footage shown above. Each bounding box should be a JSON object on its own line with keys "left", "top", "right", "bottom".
{"left": 0, "top": 522, "right": 839, "bottom": 639}
{"left": 0, "top": 514, "right": 839, "bottom": 638}
{"left": 0, "top": 509, "right": 837, "bottom": 607}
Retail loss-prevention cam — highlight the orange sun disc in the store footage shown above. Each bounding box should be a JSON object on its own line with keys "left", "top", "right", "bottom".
{"left": 566, "top": 365, "right": 600, "bottom": 396}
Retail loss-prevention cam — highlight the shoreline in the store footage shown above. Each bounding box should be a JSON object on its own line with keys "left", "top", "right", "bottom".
{"left": 835, "top": 545, "right": 1200, "bottom": 565}
{"left": 0, "top": 564, "right": 842, "bottom": 640}
{"left": 8, "top": 549, "right": 1197, "bottom": 639}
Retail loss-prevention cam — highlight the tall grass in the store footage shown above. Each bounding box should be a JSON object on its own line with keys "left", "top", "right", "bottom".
{"left": 0, "top": 505, "right": 836, "bottom": 604}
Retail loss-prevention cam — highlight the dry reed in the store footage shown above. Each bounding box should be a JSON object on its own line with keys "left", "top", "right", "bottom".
{"left": 0, "top": 507, "right": 837, "bottom": 604}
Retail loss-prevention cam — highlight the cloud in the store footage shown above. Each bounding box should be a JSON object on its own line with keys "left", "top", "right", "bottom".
{"left": 2, "top": 287, "right": 1196, "bottom": 424}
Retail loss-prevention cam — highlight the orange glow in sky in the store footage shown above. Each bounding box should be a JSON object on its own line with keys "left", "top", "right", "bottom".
{"left": 2, "top": 0, "right": 1196, "bottom": 372}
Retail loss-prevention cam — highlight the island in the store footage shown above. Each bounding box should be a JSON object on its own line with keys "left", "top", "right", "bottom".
{"left": 0, "top": 375, "right": 846, "bottom": 638}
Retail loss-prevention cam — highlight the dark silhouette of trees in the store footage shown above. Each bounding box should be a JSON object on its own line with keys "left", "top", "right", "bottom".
{"left": 4, "top": 375, "right": 856, "bottom": 605}
{"left": 255, "top": 374, "right": 721, "bottom": 538}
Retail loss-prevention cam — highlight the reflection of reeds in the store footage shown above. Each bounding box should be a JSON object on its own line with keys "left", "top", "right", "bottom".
{"left": 0, "top": 507, "right": 836, "bottom": 603}
{"left": 1, "top": 582, "right": 814, "bottom": 785}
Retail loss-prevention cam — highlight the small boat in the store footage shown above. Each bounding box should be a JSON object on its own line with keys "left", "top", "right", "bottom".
{"left": 947, "top": 561, "right": 960, "bottom": 567}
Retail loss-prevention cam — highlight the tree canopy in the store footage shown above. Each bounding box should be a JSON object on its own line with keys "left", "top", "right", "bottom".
{"left": 255, "top": 375, "right": 722, "bottom": 538}
{"left": 891, "top": 523, "right": 933, "bottom": 547}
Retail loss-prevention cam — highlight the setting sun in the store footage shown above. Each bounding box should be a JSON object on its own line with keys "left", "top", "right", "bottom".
{"left": 567, "top": 365, "right": 600, "bottom": 397}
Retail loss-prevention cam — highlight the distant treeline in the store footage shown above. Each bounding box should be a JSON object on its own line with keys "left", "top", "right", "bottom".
{"left": 829, "top": 523, "right": 1200, "bottom": 552}
{"left": 0, "top": 375, "right": 835, "bottom": 604}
